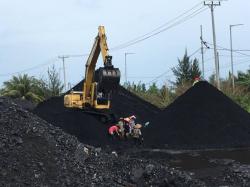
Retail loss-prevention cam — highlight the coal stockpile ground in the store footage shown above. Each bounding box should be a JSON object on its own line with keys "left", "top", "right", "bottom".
{"left": 144, "top": 81, "right": 250, "bottom": 149}
{"left": 0, "top": 97, "right": 206, "bottom": 187}
{"left": 34, "top": 81, "right": 159, "bottom": 147}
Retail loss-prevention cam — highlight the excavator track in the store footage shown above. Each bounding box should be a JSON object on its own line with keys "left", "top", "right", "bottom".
{"left": 82, "top": 108, "right": 118, "bottom": 124}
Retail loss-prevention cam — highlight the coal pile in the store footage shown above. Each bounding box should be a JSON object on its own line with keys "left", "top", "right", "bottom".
{"left": 13, "top": 98, "right": 36, "bottom": 111}
{"left": 0, "top": 97, "right": 89, "bottom": 186}
{"left": 0, "top": 97, "right": 202, "bottom": 186}
{"left": 34, "top": 81, "right": 159, "bottom": 147}
{"left": 67, "top": 80, "right": 160, "bottom": 122}
{"left": 144, "top": 81, "right": 250, "bottom": 149}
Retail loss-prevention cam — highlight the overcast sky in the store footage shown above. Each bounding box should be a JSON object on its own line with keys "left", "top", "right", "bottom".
{"left": 0, "top": 0, "right": 249, "bottom": 88}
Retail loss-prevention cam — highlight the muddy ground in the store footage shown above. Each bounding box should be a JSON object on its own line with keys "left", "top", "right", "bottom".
{"left": 127, "top": 148, "right": 250, "bottom": 186}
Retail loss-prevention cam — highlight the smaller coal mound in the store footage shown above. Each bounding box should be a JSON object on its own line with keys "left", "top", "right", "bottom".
{"left": 34, "top": 81, "right": 159, "bottom": 146}
{"left": 13, "top": 98, "right": 37, "bottom": 111}
{"left": 144, "top": 81, "right": 250, "bottom": 149}
{"left": 0, "top": 97, "right": 93, "bottom": 186}
{"left": 33, "top": 96, "right": 111, "bottom": 146}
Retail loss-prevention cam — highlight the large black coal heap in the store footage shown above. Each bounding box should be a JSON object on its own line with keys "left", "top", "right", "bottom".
{"left": 2, "top": 97, "right": 200, "bottom": 186}
{"left": 34, "top": 81, "right": 159, "bottom": 146}
{"left": 144, "top": 81, "right": 250, "bottom": 149}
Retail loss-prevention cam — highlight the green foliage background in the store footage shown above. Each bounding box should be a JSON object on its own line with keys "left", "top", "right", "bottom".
{"left": 0, "top": 52, "right": 249, "bottom": 112}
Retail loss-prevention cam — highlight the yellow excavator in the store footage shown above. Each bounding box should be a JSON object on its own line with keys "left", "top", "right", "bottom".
{"left": 64, "top": 26, "right": 120, "bottom": 121}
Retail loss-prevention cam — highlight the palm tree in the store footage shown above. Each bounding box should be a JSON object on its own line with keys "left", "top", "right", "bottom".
{"left": 1, "top": 74, "right": 44, "bottom": 102}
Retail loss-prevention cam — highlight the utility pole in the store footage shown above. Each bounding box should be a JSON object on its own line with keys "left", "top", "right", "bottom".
{"left": 204, "top": 1, "right": 221, "bottom": 89}
{"left": 230, "top": 24, "right": 244, "bottom": 92}
{"left": 124, "top": 52, "right": 135, "bottom": 84}
{"left": 200, "top": 25, "right": 205, "bottom": 79}
{"left": 217, "top": 51, "right": 220, "bottom": 81}
{"left": 58, "top": 56, "right": 69, "bottom": 91}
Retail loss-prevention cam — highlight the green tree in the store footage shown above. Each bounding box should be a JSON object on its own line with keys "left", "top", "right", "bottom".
{"left": 1, "top": 74, "right": 44, "bottom": 102}
{"left": 148, "top": 82, "right": 158, "bottom": 94}
{"left": 159, "top": 84, "right": 174, "bottom": 106}
{"left": 39, "top": 65, "right": 64, "bottom": 99}
{"left": 172, "top": 50, "right": 201, "bottom": 86}
{"left": 237, "top": 69, "right": 250, "bottom": 90}
{"left": 46, "top": 65, "right": 64, "bottom": 96}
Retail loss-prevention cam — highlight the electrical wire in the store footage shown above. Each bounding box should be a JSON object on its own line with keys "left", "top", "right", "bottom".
{"left": 0, "top": 57, "right": 59, "bottom": 77}
{"left": 63, "top": 54, "right": 89, "bottom": 58}
{"left": 110, "top": 2, "right": 203, "bottom": 51}
{"left": 110, "top": 6, "right": 208, "bottom": 51}
{"left": 205, "top": 59, "right": 250, "bottom": 73}
{"left": 205, "top": 42, "right": 250, "bottom": 57}
{"left": 0, "top": 54, "right": 89, "bottom": 78}
{"left": 189, "top": 48, "right": 201, "bottom": 57}
{"left": 144, "top": 69, "right": 173, "bottom": 85}
{"left": 0, "top": 3, "right": 207, "bottom": 79}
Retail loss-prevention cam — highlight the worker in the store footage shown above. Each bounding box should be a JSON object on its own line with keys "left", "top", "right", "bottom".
{"left": 129, "top": 115, "right": 136, "bottom": 130}
{"left": 193, "top": 76, "right": 200, "bottom": 86}
{"left": 123, "top": 118, "right": 131, "bottom": 139}
{"left": 117, "top": 118, "right": 125, "bottom": 138}
{"left": 131, "top": 124, "right": 143, "bottom": 145}
{"left": 108, "top": 125, "right": 120, "bottom": 139}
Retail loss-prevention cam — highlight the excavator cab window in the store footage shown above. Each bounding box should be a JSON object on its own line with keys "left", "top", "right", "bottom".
{"left": 96, "top": 92, "right": 109, "bottom": 105}
{"left": 94, "top": 84, "right": 109, "bottom": 105}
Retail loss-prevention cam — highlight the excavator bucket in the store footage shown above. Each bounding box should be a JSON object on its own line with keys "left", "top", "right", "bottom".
{"left": 95, "top": 67, "right": 120, "bottom": 92}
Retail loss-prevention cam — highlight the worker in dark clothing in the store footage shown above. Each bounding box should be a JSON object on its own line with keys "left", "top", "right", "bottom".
{"left": 123, "top": 118, "right": 131, "bottom": 139}
{"left": 117, "top": 118, "right": 125, "bottom": 138}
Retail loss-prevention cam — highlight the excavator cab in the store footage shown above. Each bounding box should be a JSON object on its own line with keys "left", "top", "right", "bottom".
{"left": 64, "top": 26, "right": 120, "bottom": 112}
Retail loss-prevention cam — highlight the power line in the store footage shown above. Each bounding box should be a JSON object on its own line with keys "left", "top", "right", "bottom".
{"left": 129, "top": 58, "right": 250, "bottom": 86}
{"left": 0, "top": 3, "right": 208, "bottom": 79}
{"left": 110, "top": 6, "right": 208, "bottom": 51}
{"left": 0, "top": 54, "right": 89, "bottom": 78}
{"left": 205, "top": 59, "right": 250, "bottom": 73}
{"left": 61, "top": 54, "right": 89, "bottom": 58}
{"left": 110, "top": 2, "right": 203, "bottom": 51}
{"left": 112, "top": 7, "right": 207, "bottom": 51}
{"left": 189, "top": 48, "right": 201, "bottom": 57}
{"left": 145, "top": 69, "right": 173, "bottom": 85}
{"left": 205, "top": 42, "right": 250, "bottom": 57}
{"left": 205, "top": 55, "right": 250, "bottom": 62}
{"left": 0, "top": 57, "right": 59, "bottom": 77}
{"left": 234, "top": 50, "right": 250, "bottom": 52}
